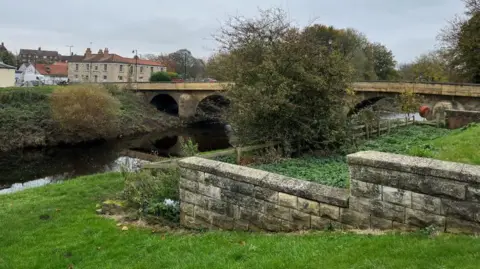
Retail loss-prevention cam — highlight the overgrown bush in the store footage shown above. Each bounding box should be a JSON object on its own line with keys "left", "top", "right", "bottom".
{"left": 179, "top": 137, "right": 199, "bottom": 156}
{"left": 216, "top": 8, "right": 353, "bottom": 154}
{"left": 50, "top": 85, "right": 121, "bottom": 139}
{"left": 123, "top": 167, "right": 180, "bottom": 222}
{"left": 150, "top": 72, "right": 172, "bottom": 82}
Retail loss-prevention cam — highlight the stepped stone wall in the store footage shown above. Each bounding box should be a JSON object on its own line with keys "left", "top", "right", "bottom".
{"left": 177, "top": 152, "right": 480, "bottom": 234}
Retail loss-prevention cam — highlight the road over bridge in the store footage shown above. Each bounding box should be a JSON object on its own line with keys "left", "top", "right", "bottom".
{"left": 112, "top": 81, "right": 480, "bottom": 119}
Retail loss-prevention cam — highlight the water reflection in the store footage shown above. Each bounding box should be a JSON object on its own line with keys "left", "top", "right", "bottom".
{"left": 0, "top": 123, "right": 230, "bottom": 194}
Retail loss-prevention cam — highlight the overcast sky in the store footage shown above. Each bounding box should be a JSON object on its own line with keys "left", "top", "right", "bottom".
{"left": 0, "top": 0, "right": 465, "bottom": 64}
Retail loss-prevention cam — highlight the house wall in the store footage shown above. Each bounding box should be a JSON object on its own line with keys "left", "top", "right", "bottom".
{"left": 68, "top": 62, "right": 166, "bottom": 83}
{"left": 0, "top": 69, "right": 15, "bottom": 87}
{"left": 178, "top": 152, "right": 480, "bottom": 234}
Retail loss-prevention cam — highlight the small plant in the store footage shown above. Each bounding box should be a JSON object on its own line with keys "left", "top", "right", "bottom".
{"left": 179, "top": 137, "right": 199, "bottom": 156}
{"left": 122, "top": 167, "right": 180, "bottom": 223}
{"left": 418, "top": 225, "right": 439, "bottom": 237}
{"left": 396, "top": 88, "right": 422, "bottom": 119}
{"left": 150, "top": 72, "right": 172, "bottom": 82}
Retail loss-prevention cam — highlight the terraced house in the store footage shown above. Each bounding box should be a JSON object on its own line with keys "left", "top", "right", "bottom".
{"left": 68, "top": 48, "right": 166, "bottom": 83}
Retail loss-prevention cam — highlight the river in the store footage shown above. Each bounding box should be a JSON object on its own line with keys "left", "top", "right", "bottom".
{"left": 0, "top": 123, "right": 230, "bottom": 194}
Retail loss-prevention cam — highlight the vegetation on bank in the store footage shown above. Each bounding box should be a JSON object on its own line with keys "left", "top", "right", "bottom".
{"left": 215, "top": 124, "right": 480, "bottom": 188}
{"left": 1, "top": 173, "right": 480, "bottom": 269}
{"left": 0, "top": 85, "right": 179, "bottom": 152}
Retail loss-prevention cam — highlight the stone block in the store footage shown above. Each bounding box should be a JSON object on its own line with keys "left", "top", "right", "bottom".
{"left": 460, "top": 165, "right": 480, "bottom": 184}
{"left": 178, "top": 157, "right": 222, "bottom": 175}
{"left": 445, "top": 217, "right": 480, "bottom": 234}
{"left": 229, "top": 181, "right": 254, "bottom": 196}
{"left": 349, "top": 165, "right": 409, "bottom": 188}
{"left": 427, "top": 159, "right": 464, "bottom": 180}
{"left": 278, "top": 220, "right": 294, "bottom": 232}
{"left": 180, "top": 213, "right": 197, "bottom": 229}
{"left": 339, "top": 208, "right": 370, "bottom": 229}
{"left": 221, "top": 190, "right": 265, "bottom": 213}
{"left": 215, "top": 162, "right": 269, "bottom": 185}
{"left": 392, "top": 221, "right": 416, "bottom": 232}
{"left": 349, "top": 196, "right": 405, "bottom": 223}
{"left": 212, "top": 214, "right": 234, "bottom": 230}
{"left": 405, "top": 208, "right": 445, "bottom": 228}
{"left": 411, "top": 192, "right": 443, "bottom": 215}
{"left": 233, "top": 220, "right": 249, "bottom": 231}
{"left": 350, "top": 179, "right": 382, "bottom": 199}
{"left": 204, "top": 173, "right": 230, "bottom": 189}
{"left": 180, "top": 189, "right": 209, "bottom": 208}
{"left": 297, "top": 197, "right": 320, "bottom": 216}
{"left": 226, "top": 204, "right": 241, "bottom": 219}
{"left": 258, "top": 214, "right": 281, "bottom": 232}
{"left": 441, "top": 199, "right": 480, "bottom": 223}
{"left": 179, "top": 167, "right": 205, "bottom": 183}
{"left": 311, "top": 216, "right": 330, "bottom": 230}
{"left": 383, "top": 186, "right": 411, "bottom": 207}
{"left": 370, "top": 216, "right": 392, "bottom": 230}
{"left": 278, "top": 193, "right": 298, "bottom": 209}
{"left": 195, "top": 206, "right": 213, "bottom": 224}
{"left": 291, "top": 209, "right": 311, "bottom": 230}
{"left": 319, "top": 203, "right": 340, "bottom": 221}
{"left": 397, "top": 175, "right": 466, "bottom": 200}
{"left": 208, "top": 199, "right": 227, "bottom": 215}
{"left": 261, "top": 173, "right": 349, "bottom": 207}
{"left": 347, "top": 151, "right": 434, "bottom": 176}
{"left": 264, "top": 202, "right": 291, "bottom": 221}
{"left": 180, "top": 202, "right": 195, "bottom": 217}
{"left": 179, "top": 177, "right": 199, "bottom": 193}
{"left": 466, "top": 186, "right": 480, "bottom": 203}
{"left": 254, "top": 186, "right": 278, "bottom": 203}
{"left": 198, "top": 183, "right": 221, "bottom": 199}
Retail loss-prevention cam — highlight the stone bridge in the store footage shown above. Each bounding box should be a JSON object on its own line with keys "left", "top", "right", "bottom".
{"left": 113, "top": 81, "right": 480, "bottom": 119}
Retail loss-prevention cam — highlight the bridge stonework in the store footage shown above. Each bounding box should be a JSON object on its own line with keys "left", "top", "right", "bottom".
{"left": 116, "top": 81, "right": 480, "bottom": 119}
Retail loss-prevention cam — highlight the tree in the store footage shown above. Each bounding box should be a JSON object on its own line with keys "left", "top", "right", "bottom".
{"left": 150, "top": 72, "right": 172, "bottom": 82}
{"left": 168, "top": 49, "right": 205, "bottom": 79}
{"left": 0, "top": 50, "right": 16, "bottom": 66}
{"left": 398, "top": 51, "right": 449, "bottom": 82}
{"left": 142, "top": 54, "right": 176, "bottom": 72}
{"left": 205, "top": 52, "right": 236, "bottom": 81}
{"left": 368, "top": 43, "right": 397, "bottom": 80}
{"left": 216, "top": 8, "right": 354, "bottom": 152}
{"left": 438, "top": 0, "right": 480, "bottom": 82}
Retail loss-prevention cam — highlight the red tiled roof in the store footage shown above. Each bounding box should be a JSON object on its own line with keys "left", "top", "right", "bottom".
{"left": 35, "top": 63, "right": 68, "bottom": 77}
{"left": 81, "top": 53, "right": 163, "bottom": 66}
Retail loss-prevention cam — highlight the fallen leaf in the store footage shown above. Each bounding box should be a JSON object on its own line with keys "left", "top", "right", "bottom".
{"left": 116, "top": 223, "right": 122, "bottom": 227}
{"left": 161, "top": 235, "right": 166, "bottom": 240}
{"left": 239, "top": 241, "right": 246, "bottom": 246}
{"left": 68, "top": 264, "right": 74, "bottom": 269}
{"left": 56, "top": 208, "right": 61, "bottom": 212}
{"left": 122, "top": 226, "right": 129, "bottom": 231}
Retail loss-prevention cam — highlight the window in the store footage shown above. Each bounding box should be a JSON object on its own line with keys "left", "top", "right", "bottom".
{"left": 103, "top": 75, "right": 107, "bottom": 80}
{"left": 140, "top": 66, "right": 144, "bottom": 73}
{"left": 85, "top": 75, "right": 89, "bottom": 80}
{"left": 150, "top": 67, "right": 154, "bottom": 73}
{"left": 75, "top": 75, "right": 78, "bottom": 78}
{"left": 94, "top": 65, "right": 98, "bottom": 71}
{"left": 86, "top": 64, "right": 90, "bottom": 70}
{"left": 139, "top": 76, "right": 143, "bottom": 80}
{"left": 94, "top": 75, "right": 98, "bottom": 82}
{"left": 104, "top": 64, "right": 107, "bottom": 71}
{"left": 119, "top": 65, "right": 123, "bottom": 72}
{"left": 75, "top": 64, "right": 79, "bottom": 71}
{"left": 118, "top": 76, "right": 123, "bottom": 81}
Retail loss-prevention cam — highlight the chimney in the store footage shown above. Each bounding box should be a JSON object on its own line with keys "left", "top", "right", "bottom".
{"left": 38, "top": 47, "right": 41, "bottom": 51}
{"left": 104, "top": 48, "right": 109, "bottom": 56}
{"left": 98, "top": 49, "right": 103, "bottom": 54}
{"left": 85, "top": 48, "right": 92, "bottom": 57}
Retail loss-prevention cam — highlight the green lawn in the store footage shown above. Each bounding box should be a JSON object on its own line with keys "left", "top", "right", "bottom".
{"left": 1, "top": 173, "right": 480, "bottom": 268}
{"left": 220, "top": 125, "right": 480, "bottom": 188}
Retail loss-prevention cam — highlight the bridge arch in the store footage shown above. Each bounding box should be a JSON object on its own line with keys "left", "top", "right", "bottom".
{"left": 195, "top": 94, "right": 231, "bottom": 122}
{"left": 349, "top": 96, "right": 397, "bottom": 116}
{"left": 150, "top": 94, "right": 179, "bottom": 116}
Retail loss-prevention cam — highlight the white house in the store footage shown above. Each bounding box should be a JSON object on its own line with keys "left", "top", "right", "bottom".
{"left": 0, "top": 61, "right": 16, "bottom": 87}
{"left": 21, "top": 63, "right": 68, "bottom": 85}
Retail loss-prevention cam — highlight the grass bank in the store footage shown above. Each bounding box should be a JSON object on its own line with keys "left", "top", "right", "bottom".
{"left": 1, "top": 173, "right": 480, "bottom": 269}
{"left": 0, "top": 86, "right": 179, "bottom": 152}
{"left": 217, "top": 125, "right": 479, "bottom": 188}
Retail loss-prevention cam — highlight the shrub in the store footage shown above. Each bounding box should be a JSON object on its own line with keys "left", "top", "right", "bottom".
{"left": 179, "top": 137, "right": 199, "bottom": 156}
{"left": 122, "top": 168, "right": 180, "bottom": 222}
{"left": 50, "top": 85, "right": 121, "bottom": 139}
{"left": 217, "top": 9, "right": 353, "bottom": 154}
{"left": 150, "top": 72, "right": 172, "bottom": 82}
